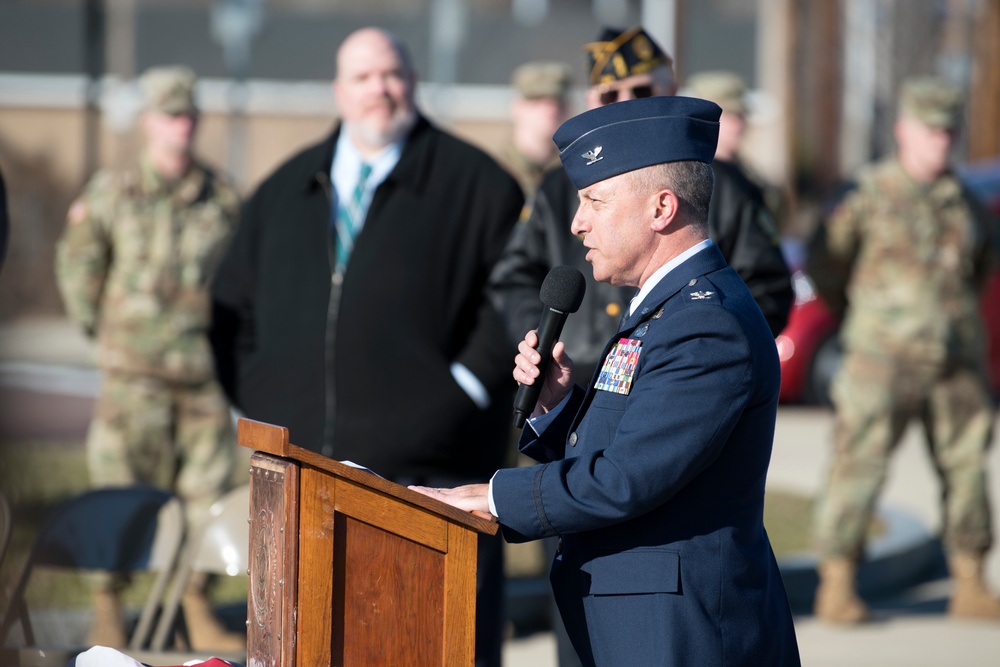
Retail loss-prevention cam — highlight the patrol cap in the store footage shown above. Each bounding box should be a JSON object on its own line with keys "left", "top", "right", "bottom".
{"left": 141, "top": 65, "right": 198, "bottom": 115}
{"left": 584, "top": 26, "right": 672, "bottom": 87}
{"left": 684, "top": 70, "right": 748, "bottom": 116}
{"left": 512, "top": 61, "right": 573, "bottom": 99}
{"left": 555, "top": 96, "right": 721, "bottom": 190}
{"left": 898, "top": 75, "right": 964, "bottom": 130}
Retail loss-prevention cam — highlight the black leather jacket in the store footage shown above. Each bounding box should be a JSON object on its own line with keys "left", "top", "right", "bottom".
{"left": 489, "top": 161, "right": 792, "bottom": 380}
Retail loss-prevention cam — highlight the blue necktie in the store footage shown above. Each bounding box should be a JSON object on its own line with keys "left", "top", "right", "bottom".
{"left": 334, "top": 162, "right": 372, "bottom": 270}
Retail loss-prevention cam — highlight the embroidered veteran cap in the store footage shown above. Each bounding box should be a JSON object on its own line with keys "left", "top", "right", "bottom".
{"left": 141, "top": 65, "right": 198, "bottom": 115}
{"left": 898, "top": 75, "right": 964, "bottom": 130}
{"left": 554, "top": 96, "right": 721, "bottom": 190}
{"left": 584, "top": 26, "right": 672, "bottom": 87}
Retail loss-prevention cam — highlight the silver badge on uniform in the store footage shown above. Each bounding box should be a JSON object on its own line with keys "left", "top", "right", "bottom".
{"left": 582, "top": 146, "right": 604, "bottom": 165}
{"left": 690, "top": 290, "right": 715, "bottom": 300}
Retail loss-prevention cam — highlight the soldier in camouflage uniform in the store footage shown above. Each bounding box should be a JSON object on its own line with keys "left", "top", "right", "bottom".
{"left": 55, "top": 66, "right": 243, "bottom": 650}
{"left": 494, "top": 61, "right": 573, "bottom": 201}
{"left": 808, "top": 75, "right": 1000, "bottom": 624}
{"left": 684, "top": 70, "right": 790, "bottom": 231}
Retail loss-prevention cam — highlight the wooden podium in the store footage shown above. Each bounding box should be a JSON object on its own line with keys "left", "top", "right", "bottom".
{"left": 238, "top": 418, "right": 499, "bottom": 667}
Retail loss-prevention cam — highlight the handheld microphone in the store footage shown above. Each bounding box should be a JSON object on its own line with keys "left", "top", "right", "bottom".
{"left": 512, "top": 265, "right": 586, "bottom": 428}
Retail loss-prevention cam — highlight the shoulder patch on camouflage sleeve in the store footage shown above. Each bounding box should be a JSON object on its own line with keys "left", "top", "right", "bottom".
{"left": 67, "top": 198, "right": 88, "bottom": 226}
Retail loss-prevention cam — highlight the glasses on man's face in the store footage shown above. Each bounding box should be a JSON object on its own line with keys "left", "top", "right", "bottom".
{"left": 598, "top": 84, "right": 655, "bottom": 105}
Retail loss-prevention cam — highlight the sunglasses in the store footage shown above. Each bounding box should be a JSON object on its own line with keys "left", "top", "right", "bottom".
{"left": 598, "top": 84, "right": 655, "bottom": 105}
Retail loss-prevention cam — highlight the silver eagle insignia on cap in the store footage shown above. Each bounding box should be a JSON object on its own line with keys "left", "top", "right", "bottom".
{"left": 582, "top": 146, "right": 604, "bottom": 165}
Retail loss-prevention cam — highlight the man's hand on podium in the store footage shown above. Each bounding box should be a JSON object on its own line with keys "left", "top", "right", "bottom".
{"left": 409, "top": 483, "right": 493, "bottom": 520}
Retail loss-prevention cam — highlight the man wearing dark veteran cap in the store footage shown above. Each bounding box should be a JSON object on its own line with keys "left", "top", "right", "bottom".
{"left": 415, "top": 97, "right": 801, "bottom": 666}
{"left": 489, "top": 26, "right": 680, "bottom": 390}
{"left": 583, "top": 25, "right": 674, "bottom": 105}
{"left": 809, "top": 74, "right": 1000, "bottom": 624}
{"left": 490, "top": 27, "right": 792, "bottom": 407}
{"left": 55, "top": 64, "right": 242, "bottom": 651}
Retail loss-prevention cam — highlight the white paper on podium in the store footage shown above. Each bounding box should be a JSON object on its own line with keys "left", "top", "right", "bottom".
{"left": 340, "top": 460, "right": 386, "bottom": 480}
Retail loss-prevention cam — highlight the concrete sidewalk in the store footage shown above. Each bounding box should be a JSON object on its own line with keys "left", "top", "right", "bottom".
{"left": 3, "top": 317, "right": 1000, "bottom": 665}
{"left": 0, "top": 316, "right": 96, "bottom": 366}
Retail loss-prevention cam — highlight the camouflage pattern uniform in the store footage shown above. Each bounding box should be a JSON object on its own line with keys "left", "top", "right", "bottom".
{"left": 494, "top": 61, "right": 573, "bottom": 201}
{"left": 56, "top": 145, "right": 240, "bottom": 530}
{"left": 809, "top": 136, "right": 998, "bottom": 561}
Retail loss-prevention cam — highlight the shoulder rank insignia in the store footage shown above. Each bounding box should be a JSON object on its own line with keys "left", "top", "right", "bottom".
{"left": 595, "top": 337, "right": 642, "bottom": 395}
{"left": 689, "top": 290, "right": 715, "bottom": 300}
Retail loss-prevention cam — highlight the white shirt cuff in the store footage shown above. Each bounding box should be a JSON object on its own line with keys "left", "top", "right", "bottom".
{"left": 488, "top": 471, "right": 499, "bottom": 518}
{"left": 526, "top": 390, "right": 573, "bottom": 434}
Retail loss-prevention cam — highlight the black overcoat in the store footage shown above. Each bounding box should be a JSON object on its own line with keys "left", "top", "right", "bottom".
{"left": 211, "top": 117, "right": 524, "bottom": 480}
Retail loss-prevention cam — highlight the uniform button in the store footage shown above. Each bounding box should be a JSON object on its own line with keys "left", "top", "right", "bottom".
{"left": 688, "top": 278, "right": 697, "bottom": 286}
{"left": 568, "top": 432, "right": 578, "bottom": 446}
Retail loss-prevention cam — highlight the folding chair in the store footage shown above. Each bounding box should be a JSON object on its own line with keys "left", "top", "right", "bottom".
{"left": 0, "top": 492, "right": 11, "bottom": 571}
{"left": 0, "top": 485, "right": 185, "bottom": 655}
{"left": 0, "top": 491, "right": 27, "bottom": 651}
{"left": 150, "top": 485, "right": 249, "bottom": 652}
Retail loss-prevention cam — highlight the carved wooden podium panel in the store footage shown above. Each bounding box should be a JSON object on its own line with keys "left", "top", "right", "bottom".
{"left": 238, "top": 419, "right": 498, "bottom": 667}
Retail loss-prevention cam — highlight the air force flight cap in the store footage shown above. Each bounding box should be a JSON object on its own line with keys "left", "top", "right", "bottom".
{"left": 555, "top": 96, "right": 721, "bottom": 190}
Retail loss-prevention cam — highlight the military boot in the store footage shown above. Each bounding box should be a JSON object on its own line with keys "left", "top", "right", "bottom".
{"left": 182, "top": 589, "right": 246, "bottom": 652}
{"left": 87, "top": 589, "right": 127, "bottom": 648}
{"left": 948, "top": 551, "right": 1000, "bottom": 619}
{"left": 814, "top": 558, "right": 870, "bottom": 624}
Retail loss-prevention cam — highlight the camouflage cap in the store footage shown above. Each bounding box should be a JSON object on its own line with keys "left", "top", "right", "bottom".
{"left": 684, "top": 70, "right": 748, "bottom": 116}
{"left": 512, "top": 61, "right": 573, "bottom": 100}
{"left": 141, "top": 65, "right": 198, "bottom": 115}
{"left": 583, "top": 26, "right": 672, "bottom": 86}
{"left": 898, "top": 75, "right": 964, "bottom": 130}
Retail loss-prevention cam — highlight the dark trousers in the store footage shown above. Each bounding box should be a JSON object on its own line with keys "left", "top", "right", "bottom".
{"left": 544, "top": 536, "right": 583, "bottom": 667}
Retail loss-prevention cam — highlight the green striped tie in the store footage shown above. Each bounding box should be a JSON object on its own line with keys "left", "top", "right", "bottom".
{"left": 335, "top": 162, "right": 373, "bottom": 270}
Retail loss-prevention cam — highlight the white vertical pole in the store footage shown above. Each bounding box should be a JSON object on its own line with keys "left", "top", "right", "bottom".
{"left": 755, "top": 0, "right": 792, "bottom": 187}
{"left": 641, "top": 0, "right": 677, "bottom": 60}
{"left": 840, "top": 0, "right": 877, "bottom": 173}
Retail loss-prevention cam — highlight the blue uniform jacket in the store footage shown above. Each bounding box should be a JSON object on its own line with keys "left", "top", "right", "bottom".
{"left": 492, "top": 244, "right": 800, "bottom": 666}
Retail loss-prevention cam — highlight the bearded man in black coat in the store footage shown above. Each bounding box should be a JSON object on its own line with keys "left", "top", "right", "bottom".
{"left": 210, "top": 27, "right": 523, "bottom": 667}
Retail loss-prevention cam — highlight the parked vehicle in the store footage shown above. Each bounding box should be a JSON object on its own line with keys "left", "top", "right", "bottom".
{"left": 775, "top": 268, "right": 841, "bottom": 405}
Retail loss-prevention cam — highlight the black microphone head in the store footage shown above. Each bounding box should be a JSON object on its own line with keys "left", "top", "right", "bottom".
{"left": 540, "top": 265, "right": 586, "bottom": 313}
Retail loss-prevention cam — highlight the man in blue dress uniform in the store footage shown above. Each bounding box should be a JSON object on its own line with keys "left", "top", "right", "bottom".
{"left": 414, "top": 96, "right": 800, "bottom": 666}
